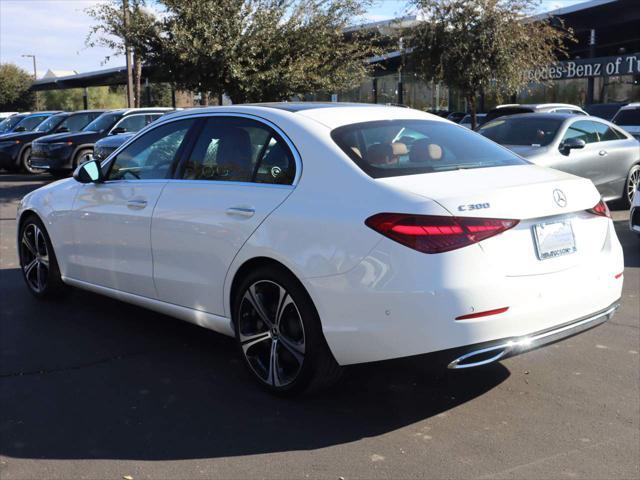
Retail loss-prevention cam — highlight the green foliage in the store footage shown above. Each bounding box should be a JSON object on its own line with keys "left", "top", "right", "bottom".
{"left": 0, "top": 63, "right": 35, "bottom": 110}
{"left": 42, "top": 89, "right": 85, "bottom": 110}
{"left": 409, "top": 0, "right": 574, "bottom": 127}
{"left": 153, "top": 0, "right": 379, "bottom": 103}
{"left": 43, "top": 87, "right": 126, "bottom": 110}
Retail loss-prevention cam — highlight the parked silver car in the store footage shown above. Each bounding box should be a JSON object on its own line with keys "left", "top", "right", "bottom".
{"left": 478, "top": 113, "right": 640, "bottom": 206}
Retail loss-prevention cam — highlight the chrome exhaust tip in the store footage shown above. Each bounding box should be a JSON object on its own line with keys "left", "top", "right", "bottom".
{"left": 447, "top": 303, "right": 619, "bottom": 370}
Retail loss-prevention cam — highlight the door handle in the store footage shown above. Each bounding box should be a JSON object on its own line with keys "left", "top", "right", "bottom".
{"left": 599, "top": 150, "right": 608, "bottom": 156}
{"left": 127, "top": 198, "right": 148, "bottom": 209}
{"left": 226, "top": 206, "right": 255, "bottom": 218}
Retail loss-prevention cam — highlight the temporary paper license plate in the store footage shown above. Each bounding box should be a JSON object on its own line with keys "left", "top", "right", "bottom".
{"left": 533, "top": 220, "right": 577, "bottom": 260}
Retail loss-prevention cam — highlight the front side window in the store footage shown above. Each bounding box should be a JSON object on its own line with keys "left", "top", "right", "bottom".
{"left": 59, "top": 113, "right": 96, "bottom": 132}
{"left": 478, "top": 117, "right": 563, "bottom": 147}
{"left": 332, "top": 120, "right": 527, "bottom": 178}
{"left": 562, "top": 120, "right": 600, "bottom": 144}
{"left": 34, "top": 114, "right": 66, "bottom": 132}
{"left": 107, "top": 119, "right": 194, "bottom": 181}
{"left": 0, "top": 116, "right": 23, "bottom": 133}
{"left": 16, "top": 115, "right": 48, "bottom": 131}
{"left": 180, "top": 116, "right": 295, "bottom": 184}
{"left": 84, "top": 112, "right": 122, "bottom": 132}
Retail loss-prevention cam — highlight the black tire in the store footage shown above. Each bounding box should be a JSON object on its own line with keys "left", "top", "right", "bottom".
{"left": 623, "top": 164, "right": 640, "bottom": 208}
{"left": 73, "top": 149, "right": 93, "bottom": 170}
{"left": 233, "top": 265, "right": 341, "bottom": 395}
{"left": 20, "top": 146, "right": 40, "bottom": 174}
{"left": 18, "top": 215, "right": 67, "bottom": 299}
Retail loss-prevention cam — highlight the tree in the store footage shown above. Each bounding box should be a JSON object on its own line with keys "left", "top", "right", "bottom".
{"left": 409, "top": 0, "right": 574, "bottom": 128}
{"left": 0, "top": 64, "right": 35, "bottom": 111}
{"left": 86, "top": 0, "right": 160, "bottom": 107}
{"left": 156, "top": 0, "right": 379, "bottom": 104}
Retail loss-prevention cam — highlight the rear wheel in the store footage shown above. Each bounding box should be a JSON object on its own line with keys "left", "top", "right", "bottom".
{"left": 18, "top": 216, "right": 67, "bottom": 299}
{"left": 233, "top": 266, "right": 341, "bottom": 395}
{"left": 625, "top": 165, "right": 640, "bottom": 208}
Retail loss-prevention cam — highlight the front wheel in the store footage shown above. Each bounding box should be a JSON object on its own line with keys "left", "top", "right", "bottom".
{"left": 20, "top": 146, "right": 43, "bottom": 174}
{"left": 18, "top": 216, "right": 67, "bottom": 299}
{"left": 233, "top": 266, "right": 341, "bottom": 395}
{"left": 625, "top": 165, "right": 640, "bottom": 208}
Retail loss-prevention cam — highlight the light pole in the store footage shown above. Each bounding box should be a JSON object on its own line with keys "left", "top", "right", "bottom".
{"left": 21, "top": 54, "right": 38, "bottom": 110}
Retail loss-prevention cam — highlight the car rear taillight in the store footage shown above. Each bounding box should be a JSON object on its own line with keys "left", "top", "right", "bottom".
{"left": 365, "top": 213, "right": 519, "bottom": 254}
{"left": 586, "top": 199, "right": 610, "bottom": 218}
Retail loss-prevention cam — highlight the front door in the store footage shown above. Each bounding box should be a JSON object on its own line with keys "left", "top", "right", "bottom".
{"left": 68, "top": 118, "right": 195, "bottom": 298}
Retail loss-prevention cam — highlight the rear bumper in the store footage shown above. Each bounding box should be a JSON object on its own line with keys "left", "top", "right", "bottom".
{"left": 446, "top": 300, "right": 619, "bottom": 369}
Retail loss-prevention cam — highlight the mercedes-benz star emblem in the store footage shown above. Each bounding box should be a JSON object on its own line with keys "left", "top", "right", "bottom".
{"left": 553, "top": 189, "right": 567, "bottom": 207}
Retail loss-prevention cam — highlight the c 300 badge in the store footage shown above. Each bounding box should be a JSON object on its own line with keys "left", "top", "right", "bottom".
{"left": 458, "top": 202, "right": 490, "bottom": 212}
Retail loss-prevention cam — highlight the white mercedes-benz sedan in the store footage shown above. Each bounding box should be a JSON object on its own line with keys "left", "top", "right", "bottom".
{"left": 17, "top": 103, "right": 624, "bottom": 394}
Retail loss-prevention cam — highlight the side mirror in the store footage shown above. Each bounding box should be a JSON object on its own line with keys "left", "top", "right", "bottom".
{"left": 56, "top": 126, "right": 69, "bottom": 133}
{"left": 110, "top": 126, "right": 126, "bottom": 135}
{"left": 14, "top": 126, "right": 26, "bottom": 132}
{"left": 560, "top": 137, "right": 586, "bottom": 155}
{"left": 73, "top": 157, "right": 103, "bottom": 184}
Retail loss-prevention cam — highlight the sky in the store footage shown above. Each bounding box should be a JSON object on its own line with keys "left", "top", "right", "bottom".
{"left": 0, "top": 0, "right": 589, "bottom": 76}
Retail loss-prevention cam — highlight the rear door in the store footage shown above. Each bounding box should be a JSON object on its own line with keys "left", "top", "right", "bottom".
{"left": 152, "top": 115, "right": 298, "bottom": 317}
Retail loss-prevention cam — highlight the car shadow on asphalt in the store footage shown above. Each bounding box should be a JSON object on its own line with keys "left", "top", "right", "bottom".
{"left": 0, "top": 266, "right": 509, "bottom": 461}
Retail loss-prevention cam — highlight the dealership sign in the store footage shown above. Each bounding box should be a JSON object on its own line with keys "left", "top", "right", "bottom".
{"left": 528, "top": 54, "right": 640, "bottom": 82}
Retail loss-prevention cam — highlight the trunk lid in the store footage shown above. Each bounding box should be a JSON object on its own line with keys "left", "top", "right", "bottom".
{"left": 378, "top": 164, "right": 608, "bottom": 276}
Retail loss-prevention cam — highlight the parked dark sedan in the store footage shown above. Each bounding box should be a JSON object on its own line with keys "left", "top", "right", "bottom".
{"left": 0, "top": 110, "right": 104, "bottom": 173}
{"left": 31, "top": 108, "right": 172, "bottom": 176}
{"left": 478, "top": 113, "right": 640, "bottom": 206}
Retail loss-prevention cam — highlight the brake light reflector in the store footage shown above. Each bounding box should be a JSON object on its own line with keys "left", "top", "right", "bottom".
{"left": 587, "top": 199, "right": 610, "bottom": 218}
{"left": 456, "top": 307, "right": 509, "bottom": 320}
{"left": 365, "top": 213, "right": 519, "bottom": 253}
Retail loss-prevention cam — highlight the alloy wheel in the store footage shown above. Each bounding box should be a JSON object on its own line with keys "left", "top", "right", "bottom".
{"left": 238, "top": 280, "right": 306, "bottom": 388}
{"left": 20, "top": 223, "right": 50, "bottom": 293}
{"left": 23, "top": 149, "right": 43, "bottom": 174}
{"left": 628, "top": 167, "right": 639, "bottom": 205}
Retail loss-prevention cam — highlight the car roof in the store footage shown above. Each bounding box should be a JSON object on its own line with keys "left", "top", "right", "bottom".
{"left": 159, "top": 102, "right": 442, "bottom": 129}
{"left": 494, "top": 103, "right": 583, "bottom": 110}
{"left": 483, "top": 112, "right": 589, "bottom": 122}
{"left": 68, "top": 109, "right": 107, "bottom": 114}
{"left": 619, "top": 103, "right": 640, "bottom": 109}
{"left": 108, "top": 107, "right": 175, "bottom": 116}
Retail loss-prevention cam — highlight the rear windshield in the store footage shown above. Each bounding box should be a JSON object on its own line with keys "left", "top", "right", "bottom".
{"left": 478, "top": 117, "right": 564, "bottom": 146}
{"left": 15, "top": 115, "right": 48, "bottom": 131}
{"left": 331, "top": 119, "right": 527, "bottom": 178}
{"left": 613, "top": 108, "right": 640, "bottom": 126}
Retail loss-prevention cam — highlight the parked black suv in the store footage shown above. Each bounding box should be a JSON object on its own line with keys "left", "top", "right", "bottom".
{"left": 0, "top": 110, "right": 104, "bottom": 173}
{"left": 0, "top": 111, "right": 61, "bottom": 136}
{"left": 31, "top": 108, "right": 172, "bottom": 176}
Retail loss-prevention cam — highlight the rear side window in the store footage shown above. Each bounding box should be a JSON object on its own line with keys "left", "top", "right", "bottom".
{"left": 331, "top": 119, "right": 527, "bottom": 179}
{"left": 591, "top": 122, "right": 624, "bottom": 141}
{"left": 180, "top": 116, "right": 295, "bottom": 184}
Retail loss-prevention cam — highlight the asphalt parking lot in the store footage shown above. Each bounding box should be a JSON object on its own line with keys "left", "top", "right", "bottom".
{"left": 0, "top": 173, "right": 638, "bottom": 480}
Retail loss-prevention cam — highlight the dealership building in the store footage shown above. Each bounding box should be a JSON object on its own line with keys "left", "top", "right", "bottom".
{"left": 32, "top": 0, "right": 640, "bottom": 112}
{"left": 336, "top": 0, "right": 640, "bottom": 111}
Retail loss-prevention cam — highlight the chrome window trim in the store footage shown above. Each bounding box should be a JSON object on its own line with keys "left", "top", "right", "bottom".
{"left": 101, "top": 112, "right": 302, "bottom": 186}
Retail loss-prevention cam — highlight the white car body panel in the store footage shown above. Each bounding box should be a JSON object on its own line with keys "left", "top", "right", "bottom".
{"left": 17, "top": 104, "right": 625, "bottom": 367}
